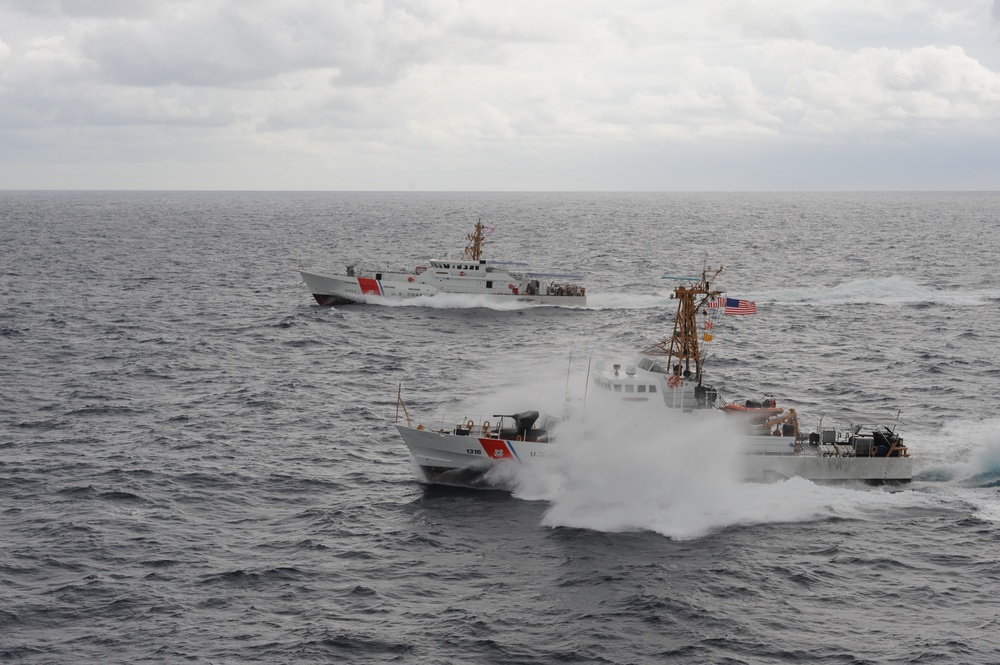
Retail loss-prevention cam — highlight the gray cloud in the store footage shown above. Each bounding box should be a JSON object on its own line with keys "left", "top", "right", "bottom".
{"left": 726, "top": 2, "right": 807, "bottom": 40}
{"left": 69, "top": 1, "right": 543, "bottom": 88}
{"left": 0, "top": 0, "right": 155, "bottom": 18}
{"left": 79, "top": 4, "right": 417, "bottom": 87}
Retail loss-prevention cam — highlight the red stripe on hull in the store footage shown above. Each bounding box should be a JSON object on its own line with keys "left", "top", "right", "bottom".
{"left": 357, "top": 277, "right": 382, "bottom": 295}
{"left": 479, "top": 438, "right": 514, "bottom": 460}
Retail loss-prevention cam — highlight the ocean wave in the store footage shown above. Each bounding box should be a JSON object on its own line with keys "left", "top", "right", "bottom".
{"left": 6, "top": 191, "right": 1000, "bottom": 665}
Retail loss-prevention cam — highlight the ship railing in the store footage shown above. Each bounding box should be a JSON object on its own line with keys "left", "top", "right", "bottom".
{"left": 350, "top": 264, "right": 419, "bottom": 276}
{"left": 419, "top": 414, "right": 508, "bottom": 437}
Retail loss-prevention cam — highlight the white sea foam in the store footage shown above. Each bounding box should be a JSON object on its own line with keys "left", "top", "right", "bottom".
{"left": 370, "top": 293, "right": 541, "bottom": 310}
{"left": 579, "top": 292, "right": 674, "bottom": 310}
{"left": 372, "top": 277, "right": 998, "bottom": 313}
{"left": 363, "top": 276, "right": 1000, "bottom": 312}
{"left": 359, "top": 290, "right": 675, "bottom": 311}
{"left": 748, "top": 276, "right": 1000, "bottom": 307}
{"left": 909, "top": 417, "right": 1000, "bottom": 487}
{"left": 494, "top": 396, "right": 922, "bottom": 540}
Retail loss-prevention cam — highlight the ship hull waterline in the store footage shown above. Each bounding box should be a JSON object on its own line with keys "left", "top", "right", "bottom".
{"left": 397, "top": 425, "right": 913, "bottom": 486}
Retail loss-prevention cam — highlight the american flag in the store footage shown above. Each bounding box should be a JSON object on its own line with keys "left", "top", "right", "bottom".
{"left": 705, "top": 296, "right": 755, "bottom": 315}
{"left": 724, "top": 297, "right": 756, "bottom": 315}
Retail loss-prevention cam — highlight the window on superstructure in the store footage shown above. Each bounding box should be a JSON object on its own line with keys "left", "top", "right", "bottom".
{"left": 625, "top": 385, "right": 634, "bottom": 393}
{"left": 649, "top": 385, "right": 657, "bottom": 393}
{"left": 637, "top": 385, "right": 646, "bottom": 393}
{"left": 613, "top": 384, "right": 622, "bottom": 392}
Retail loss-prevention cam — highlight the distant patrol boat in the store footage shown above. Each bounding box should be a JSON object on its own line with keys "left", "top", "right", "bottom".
{"left": 299, "top": 220, "right": 586, "bottom": 306}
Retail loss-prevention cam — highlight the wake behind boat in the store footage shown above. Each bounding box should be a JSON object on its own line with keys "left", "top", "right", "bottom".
{"left": 300, "top": 220, "right": 586, "bottom": 306}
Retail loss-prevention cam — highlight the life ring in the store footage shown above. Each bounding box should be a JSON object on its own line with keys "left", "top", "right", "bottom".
{"left": 460, "top": 271, "right": 466, "bottom": 276}
{"left": 481, "top": 420, "right": 491, "bottom": 432}
{"left": 667, "top": 375, "right": 681, "bottom": 388}
{"left": 407, "top": 276, "right": 414, "bottom": 282}
{"left": 465, "top": 419, "right": 474, "bottom": 430}
{"left": 508, "top": 283, "right": 515, "bottom": 290}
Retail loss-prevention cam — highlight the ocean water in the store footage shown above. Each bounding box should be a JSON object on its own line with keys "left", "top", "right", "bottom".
{"left": 2, "top": 191, "right": 1000, "bottom": 664}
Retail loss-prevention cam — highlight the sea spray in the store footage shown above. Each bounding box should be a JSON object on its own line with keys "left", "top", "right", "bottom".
{"left": 513, "top": 399, "right": 748, "bottom": 538}
{"left": 506, "top": 397, "right": 932, "bottom": 539}
{"left": 910, "top": 416, "right": 1000, "bottom": 486}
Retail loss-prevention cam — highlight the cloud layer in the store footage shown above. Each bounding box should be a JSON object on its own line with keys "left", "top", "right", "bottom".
{"left": 1, "top": 0, "right": 998, "bottom": 189}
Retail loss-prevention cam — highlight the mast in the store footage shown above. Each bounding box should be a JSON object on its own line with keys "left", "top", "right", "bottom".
{"left": 462, "top": 219, "right": 486, "bottom": 261}
{"left": 642, "top": 266, "right": 723, "bottom": 386}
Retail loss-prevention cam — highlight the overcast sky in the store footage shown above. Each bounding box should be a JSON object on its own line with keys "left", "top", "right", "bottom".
{"left": 2, "top": 0, "right": 999, "bottom": 190}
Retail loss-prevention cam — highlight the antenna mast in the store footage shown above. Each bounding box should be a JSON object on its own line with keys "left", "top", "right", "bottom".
{"left": 642, "top": 266, "right": 724, "bottom": 386}
{"left": 462, "top": 219, "right": 486, "bottom": 261}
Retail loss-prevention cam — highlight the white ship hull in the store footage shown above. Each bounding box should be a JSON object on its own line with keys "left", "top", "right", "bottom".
{"left": 743, "top": 451, "right": 912, "bottom": 483}
{"left": 397, "top": 424, "right": 912, "bottom": 485}
{"left": 397, "top": 424, "right": 556, "bottom": 482}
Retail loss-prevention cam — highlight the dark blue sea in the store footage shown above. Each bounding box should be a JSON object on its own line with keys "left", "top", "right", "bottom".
{"left": 3, "top": 191, "right": 1000, "bottom": 664}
